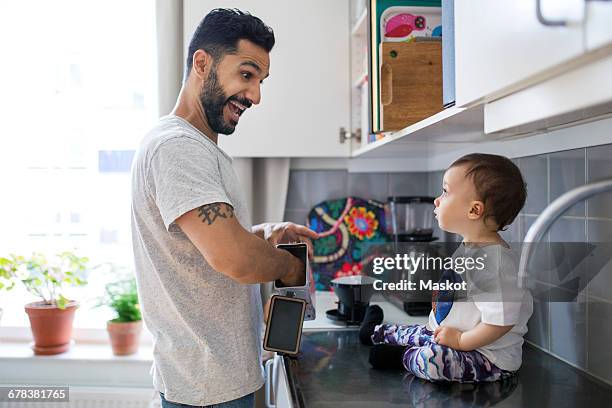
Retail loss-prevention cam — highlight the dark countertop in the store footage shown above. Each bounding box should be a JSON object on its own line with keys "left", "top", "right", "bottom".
{"left": 284, "top": 330, "right": 612, "bottom": 408}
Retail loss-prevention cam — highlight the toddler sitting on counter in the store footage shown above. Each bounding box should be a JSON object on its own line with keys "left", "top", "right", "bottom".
{"left": 360, "top": 153, "right": 533, "bottom": 383}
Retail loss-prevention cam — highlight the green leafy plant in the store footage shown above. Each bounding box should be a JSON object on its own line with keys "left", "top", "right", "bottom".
{"left": 101, "top": 278, "right": 141, "bottom": 323}
{"left": 0, "top": 251, "right": 89, "bottom": 309}
{"left": 0, "top": 259, "right": 16, "bottom": 292}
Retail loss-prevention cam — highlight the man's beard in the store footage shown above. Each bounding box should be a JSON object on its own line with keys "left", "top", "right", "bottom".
{"left": 200, "top": 67, "right": 249, "bottom": 135}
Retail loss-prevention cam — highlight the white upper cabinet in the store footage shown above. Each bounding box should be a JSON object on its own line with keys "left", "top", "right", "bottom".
{"left": 183, "top": 0, "right": 351, "bottom": 157}
{"left": 585, "top": 0, "right": 612, "bottom": 51}
{"left": 454, "top": 0, "right": 586, "bottom": 108}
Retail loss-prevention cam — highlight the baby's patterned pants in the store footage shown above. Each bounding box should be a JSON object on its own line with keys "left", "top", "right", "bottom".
{"left": 372, "top": 323, "right": 515, "bottom": 383}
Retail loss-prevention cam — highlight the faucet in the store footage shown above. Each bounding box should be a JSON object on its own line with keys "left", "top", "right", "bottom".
{"left": 519, "top": 177, "right": 612, "bottom": 286}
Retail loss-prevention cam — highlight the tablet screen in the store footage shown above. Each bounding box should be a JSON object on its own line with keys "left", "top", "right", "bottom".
{"left": 264, "top": 296, "right": 305, "bottom": 354}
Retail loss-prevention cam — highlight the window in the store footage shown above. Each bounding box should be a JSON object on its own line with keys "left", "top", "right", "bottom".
{"left": 0, "top": 0, "right": 158, "bottom": 330}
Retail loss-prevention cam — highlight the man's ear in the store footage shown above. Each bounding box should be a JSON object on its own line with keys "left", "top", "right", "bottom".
{"left": 192, "top": 49, "right": 211, "bottom": 80}
{"left": 467, "top": 201, "right": 484, "bottom": 220}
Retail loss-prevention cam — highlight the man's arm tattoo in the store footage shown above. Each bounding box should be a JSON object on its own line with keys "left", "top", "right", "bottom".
{"left": 197, "top": 203, "right": 235, "bottom": 225}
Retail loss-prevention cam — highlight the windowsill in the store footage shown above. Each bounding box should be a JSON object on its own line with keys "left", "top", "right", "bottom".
{"left": 0, "top": 340, "right": 153, "bottom": 387}
{"left": 0, "top": 291, "right": 425, "bottom": 388}
{"left": 0, "top": 325, "right": 154, "bottom": 346}
{"left": 0, "top": 340, "right": 153, "bottom": 362}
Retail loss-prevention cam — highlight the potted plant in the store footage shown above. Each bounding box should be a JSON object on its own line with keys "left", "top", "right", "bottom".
{"left": 0, "top": 259, "right": 17, "bottom": 325}
{"left": 101, "top": 278, "right": 142, "bottom": 355}
{"left": 0, "top": 251, "right": 88, "bottom": 355}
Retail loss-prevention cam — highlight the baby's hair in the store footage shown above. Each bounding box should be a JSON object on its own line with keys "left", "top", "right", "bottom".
{"left": 450, "top": 153, "right": 527, "bottom": 231}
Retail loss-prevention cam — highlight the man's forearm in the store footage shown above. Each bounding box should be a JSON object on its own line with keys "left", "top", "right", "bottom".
{"left": 225, "top": 229, "right": 303, "bottom": 285}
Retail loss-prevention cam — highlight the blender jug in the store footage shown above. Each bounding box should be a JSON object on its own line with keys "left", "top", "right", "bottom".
{"left": 387, "top": 196, "right": 436, "bottom": 242}
{"left": 385, "top": 196, "right": 439, "bottom": 316}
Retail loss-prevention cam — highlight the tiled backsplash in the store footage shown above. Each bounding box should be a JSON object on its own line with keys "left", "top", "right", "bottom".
{"left": 284, "top": 170, "right": 451, "bottom": 241}
{"left": 509, "top": 144, "right": 612, "bottom": 385}
{"left": 284, "top": 143, "right": 612, "bottom": 385}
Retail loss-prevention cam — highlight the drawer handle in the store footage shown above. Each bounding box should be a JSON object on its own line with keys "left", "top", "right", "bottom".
{"left": 265, "top": 359, "right": 276, "bottom": 408}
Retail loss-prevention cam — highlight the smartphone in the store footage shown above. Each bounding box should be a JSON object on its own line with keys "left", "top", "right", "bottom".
{"left": 263, "top": 295, "right": 306, "bottom": 355}
{"left": 274, "top": 242, "right": 316, "bottom": 321}
{"left": 274, "top": 243, "right": 307, "bottom": 288}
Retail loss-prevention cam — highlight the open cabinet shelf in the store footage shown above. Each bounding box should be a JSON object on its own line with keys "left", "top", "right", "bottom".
{"left": 351, "top": 105, "right": 496, "bottom": 158}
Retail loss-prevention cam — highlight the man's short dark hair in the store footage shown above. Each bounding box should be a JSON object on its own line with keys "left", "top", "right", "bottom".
{"left": 450, "top": 153, "right": 527, "bottom": 231}
{"left": 185, "top": 8, "right": 275, "bottom": 79}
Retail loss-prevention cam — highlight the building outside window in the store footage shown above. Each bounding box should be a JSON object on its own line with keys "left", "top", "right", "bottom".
{"left": 0, "top": 0, "right": 158, "bottom": 330}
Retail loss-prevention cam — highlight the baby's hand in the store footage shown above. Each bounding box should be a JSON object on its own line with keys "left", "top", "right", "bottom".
{"left": 433, "top": 326, "right": 464, "bottom": 350}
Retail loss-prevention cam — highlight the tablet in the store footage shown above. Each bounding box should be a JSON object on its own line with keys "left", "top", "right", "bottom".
{"left": 263, "top": 295, "right": 306, "bottom": 355}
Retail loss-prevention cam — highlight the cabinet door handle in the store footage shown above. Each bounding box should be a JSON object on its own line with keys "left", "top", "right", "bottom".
{"left": 381, "top": 62, "right": 393, "bottom": 106}
{"left": 265, "top": 359, "right": 276, "bottom": 408}
{"left": 536, "top": 0, "right": 584, "bottom": 26}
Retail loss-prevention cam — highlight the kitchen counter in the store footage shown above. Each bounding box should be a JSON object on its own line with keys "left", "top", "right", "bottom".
{"left": 284, "top": 330, "right": 612, "bottom": 408}
{"left": 303, "top": 291, "right": 428, "bottom": 331}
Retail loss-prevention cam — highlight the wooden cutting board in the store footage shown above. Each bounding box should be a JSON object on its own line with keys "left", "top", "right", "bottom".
{"left": 380, "top": 40, "right": 443, "bottom": 132}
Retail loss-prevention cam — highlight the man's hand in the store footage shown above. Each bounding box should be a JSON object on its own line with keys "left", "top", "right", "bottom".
{"left": 433, "top": 326, "right": 464, "bottom": 351}
{"left": 278, "top": 255, "right": 306, "bottom": 287}
{"left": 253, "top": 222, "right": 320, "bottom": 258}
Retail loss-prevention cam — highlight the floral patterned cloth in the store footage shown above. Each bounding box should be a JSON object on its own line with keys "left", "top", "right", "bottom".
{"left": 307, "top": 197, "right": 389, "bottom": 291}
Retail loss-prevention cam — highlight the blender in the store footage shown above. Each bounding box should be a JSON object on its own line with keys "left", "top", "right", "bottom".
{"left": 385, "top": 196, "right": 440, "bottom": 316}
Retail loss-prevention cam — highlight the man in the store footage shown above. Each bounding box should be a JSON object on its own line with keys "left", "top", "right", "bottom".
{"left": 130, "top": 9, "right": 318, "bottom": 408}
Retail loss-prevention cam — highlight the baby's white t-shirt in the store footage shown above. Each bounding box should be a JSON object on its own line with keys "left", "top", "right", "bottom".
{"left": 427, "top": 243, "right": 534, "bottom": 372}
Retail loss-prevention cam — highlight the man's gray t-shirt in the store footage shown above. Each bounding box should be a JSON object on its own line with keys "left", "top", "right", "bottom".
{"left": 130, "top": 115, "right": 264, "bottom": 406}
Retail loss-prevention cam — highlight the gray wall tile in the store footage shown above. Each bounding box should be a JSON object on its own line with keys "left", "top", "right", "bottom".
{"left": 428, "top": 171, "right": 444, "bottom": 198}
{"left": 519, "top": 155, "right": 549, "bottom": 215}
{"left": 549, "top": 149, "right": 586, "bottom": 217}
{"left": 587, "top": 144, "right": 612, "bottom": 219}
{"left": 284, "top": 209, "right": 310, "bottom": 226}
{"left": 519, "top": 215, "right": 540, "bottom": 241}
{"left": 286, "top": 171, "right": 309, "bottom": 210}
{"left": 519, "top": 215, "right": 553, "bottom": 283}
{"left": 549, "top": 293, "right": 587, "bottom": 369}
{"left": 348, "top": 172, "right": 389, "bottom": 202}
{"left": 587, "top": 300, "right": 612, "bottom": 383}
{"left": 548, "top": 218, "right": 587, "bottom": 291}
{"left": 587, "top": 219, "right": 612, "bottom": 302}
{"left": 388, "top": 172, "right": 429, "bottom": 197}
{"left": 305, "top": 170, "right": 348, "bottom": 209}
{"left": 526, "top": 282, "right": 550, "bottom": 350}
{"left": 549, "top": 217, "right": 586, "bottom": 243}
{"left": 500, "top": 218, "right": 520, "bottom": 243}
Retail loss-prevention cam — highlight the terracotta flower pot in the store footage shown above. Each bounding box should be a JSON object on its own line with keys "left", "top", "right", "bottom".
{"left": 24, "top": 301, "right": 78, "bottom": 355}
{"left": 107, "top": 320, "right": 142, "bottom": 355}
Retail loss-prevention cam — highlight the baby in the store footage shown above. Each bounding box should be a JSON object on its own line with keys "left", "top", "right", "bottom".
{"left": 360, "top": 153, "right": 533, "bottom": 383}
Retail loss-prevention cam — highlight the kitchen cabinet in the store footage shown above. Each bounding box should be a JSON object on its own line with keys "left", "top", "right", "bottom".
{"left": 484, "top": 51, "right": 612, "bottom": 134}
{"left": 585, "top": 0, "right": 612, "bottom": 51}
{"left": 183, "top": 0, "right": 351, "bottom": 157}
{"left": 481, "top": 1, "right": 612, "bottom": 134}
{"left": 352, "top": 0, "right": 612, "bottom": 166}
{"left": 454, "top": 0, "right": 586, "bottom": 108}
